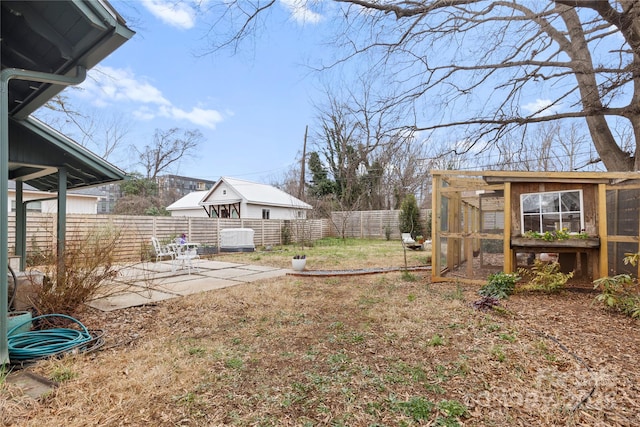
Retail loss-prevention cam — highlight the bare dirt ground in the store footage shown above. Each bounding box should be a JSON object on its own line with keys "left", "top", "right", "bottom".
{"left": 2, "top": 240, "right": 638, "bottom": 426}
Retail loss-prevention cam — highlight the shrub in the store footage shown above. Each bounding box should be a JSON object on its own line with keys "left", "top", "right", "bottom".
{"left": 30, "top": 225, "right": 124, "bottom": 317}
{"left": 384, "top": 225, "right": 392, "bottom": 241}
{"left": 479, "top": 271, "right": 519, "bottom": 299}
{"left": 593, "top": 274, "right": 640, "bottom": 319}
{"left": 517, "top": 260, "right": 573, "bottom": 293}
{"left": 593, "top": 252, "right": 640, "bottom": 319}
{"left": 281, "top": 225, "right": 292, "bottom": 245}
{"left": 26, "top": 235, "right": 56, "bottom": 267}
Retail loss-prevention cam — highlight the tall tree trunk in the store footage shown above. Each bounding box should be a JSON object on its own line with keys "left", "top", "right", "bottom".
{"left": 561, "top": 6, "right": 634, "bottom": 171}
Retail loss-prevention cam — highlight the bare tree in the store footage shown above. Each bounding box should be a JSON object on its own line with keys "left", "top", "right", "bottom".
{"left": 136, "top": 128, "right": 204, "bottom": 180}
{"left": 489, "top": 121, "right": 593, "bottom": 172}
{"left": 310, "top": 81, "right": 413, "bottom": 207}
{"left": 38, "top": 94, "right": 132, "bottom": 162}
{"left": 380, "top": 136, "right": 431, "bottom": 209}
{"left": 202, "top": 1, "right": 640, "bottom": 171}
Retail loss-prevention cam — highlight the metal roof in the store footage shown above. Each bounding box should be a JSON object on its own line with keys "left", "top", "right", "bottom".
{"left": 200, "top": 177, "right": 313, "bottom": 210}
{"left": 166, "top": 190, "right": 209, "bottom": 211}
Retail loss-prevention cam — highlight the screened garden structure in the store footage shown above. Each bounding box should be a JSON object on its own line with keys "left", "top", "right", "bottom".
{"left": 430, "top": 170, "right": 640, "bottom": 285}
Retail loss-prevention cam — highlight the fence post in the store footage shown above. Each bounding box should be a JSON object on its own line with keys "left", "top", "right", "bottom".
{"left": 216, "top": 218, "right": 220, "bottom": 248}
{"left": 152, "top": 216, "right": 156, "bottom": 238}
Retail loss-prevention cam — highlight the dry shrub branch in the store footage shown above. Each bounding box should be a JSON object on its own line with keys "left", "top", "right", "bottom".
{"left": 31, "top": 224, "right": 124, "bottom": 317}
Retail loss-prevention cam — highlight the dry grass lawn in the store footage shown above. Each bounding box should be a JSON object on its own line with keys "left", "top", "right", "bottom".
{"left": 1, "top": 238, "right": 638, "bottom": 426}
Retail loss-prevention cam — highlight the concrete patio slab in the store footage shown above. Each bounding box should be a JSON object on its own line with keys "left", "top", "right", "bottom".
{"left": 87, "top": 260, "right": 290, "bottom": 311}
{"left": 87, "top": 288, "right": 178, "bottom": 312}
{"left": 196, "top": 260, "right": 247, "bottom": 270}
{"left": 201, "top": 267, "right": 265, "bottom": 279}
{"left": 154, "top": 277, "right": 242, "bottom": 295}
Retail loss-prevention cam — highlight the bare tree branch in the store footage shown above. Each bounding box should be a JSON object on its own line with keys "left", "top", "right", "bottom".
{"left": 201, "top": 0, "right": 640, "bottom": 170}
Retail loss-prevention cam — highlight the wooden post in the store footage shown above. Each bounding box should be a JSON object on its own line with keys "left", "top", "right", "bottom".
{"left": 597, "top": 183, "right": 608, "bottom": 279}
{"left": 431, "top": 174, "right": 441, "bottom": 282}
{"left": 503, "top": 182, "right": 513, "bottom": 273}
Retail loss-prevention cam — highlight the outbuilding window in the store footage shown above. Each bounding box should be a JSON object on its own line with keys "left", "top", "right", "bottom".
{"left": 521, "top": 190, "right": 583, "bottom": 233}
{"left": 262, "top": 209, "right": 270, "bottom": 219}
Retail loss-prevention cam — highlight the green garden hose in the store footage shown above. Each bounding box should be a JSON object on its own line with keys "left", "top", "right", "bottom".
{"left": 7, "top": 314, "right": 104, "bottom": 362}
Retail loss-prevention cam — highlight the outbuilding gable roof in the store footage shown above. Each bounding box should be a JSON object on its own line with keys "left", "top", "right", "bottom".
{"left": 166, "top": 190, "right": 209, "bottom": 211}
{"left": 201, "top": 177, "right": 312, "bottom": 209}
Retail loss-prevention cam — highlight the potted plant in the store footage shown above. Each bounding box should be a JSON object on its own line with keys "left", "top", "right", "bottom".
{"left": 292, "top": 254, "right": 306, "bottom": 271}
{"left": 197, "top": 244, "right": 218, "bottom": 256}
{"left": 416, "top": 235, "right": 425, "bottom": 244}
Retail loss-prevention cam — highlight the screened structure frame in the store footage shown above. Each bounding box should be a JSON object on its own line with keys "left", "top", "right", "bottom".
{"left": 430, "top": 170, "right": 640, "bottom": 285}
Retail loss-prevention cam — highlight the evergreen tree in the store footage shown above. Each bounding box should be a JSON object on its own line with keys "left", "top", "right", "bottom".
{"left": 399, "top": 194, "right": 423, "bottom": 238}
{"left": 307, "top": 151, "right": 336, "bottom": 198}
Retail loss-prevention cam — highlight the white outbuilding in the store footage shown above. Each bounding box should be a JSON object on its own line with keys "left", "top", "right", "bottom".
{"left": 167, "top": 177, "right": 312, "bottom": 219}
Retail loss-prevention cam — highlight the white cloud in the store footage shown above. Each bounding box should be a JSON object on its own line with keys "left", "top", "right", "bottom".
{"left": 522, "top": 99, "right": 562, "bottom": 117}
{"left": 81, "top": 66, "right": 171, "bottom": 106}
{"left": 280, "top": 0, "right": 323, "bottom": 24}
{"left": 159, "top": 105, "right": 224, "bottom": 130}
{"left": 79, "top": 66, "right": 225, "bottom": 130}
{"left": 141, "top": 0, "right": 197, "bottom": 30}
{"left": 132, "top": 106, "right": 156, "bottom": 121}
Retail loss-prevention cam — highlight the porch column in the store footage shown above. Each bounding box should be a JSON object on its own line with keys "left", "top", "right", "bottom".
{"left": 57, "top": 168, "right": 67, "bottom": 284}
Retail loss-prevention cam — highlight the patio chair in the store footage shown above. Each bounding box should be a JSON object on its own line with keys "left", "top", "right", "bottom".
{"left": 151, "top": 237, "right": 176, "bottom": 262}
{"left": 401, "top": 233, "right": 416, "bottom": 245}
{"left": 172, "top": 243, "right": 200, "bottom": 274}
{"left": 401, "top": 233, "right": 422, "bottom": 251}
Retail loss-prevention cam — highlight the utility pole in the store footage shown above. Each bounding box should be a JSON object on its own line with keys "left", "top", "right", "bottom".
{"left": 299, "top": 125, "right": 308, "bottom": 199}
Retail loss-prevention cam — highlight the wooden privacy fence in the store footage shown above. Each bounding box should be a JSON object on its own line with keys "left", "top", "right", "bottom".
{"left": 331, "top": 209, "right": 431, "bottom": 239}
{"left": 8, "top": 213, "right": 332, "bottom": 263}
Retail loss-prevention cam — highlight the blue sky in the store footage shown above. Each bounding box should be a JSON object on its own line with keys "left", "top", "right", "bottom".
{"left": 38, "top": 1, "right": 617, "bottom": 181}
{"left": 48, "top": 0, "right": 331, "bottom": 183}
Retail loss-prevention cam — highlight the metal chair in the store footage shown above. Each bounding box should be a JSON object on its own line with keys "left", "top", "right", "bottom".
{"left": 151, "top": 237, "right": 176, "bottom": 262}
{"left": 172, "top": 243, "right": 200, "bottom": 274}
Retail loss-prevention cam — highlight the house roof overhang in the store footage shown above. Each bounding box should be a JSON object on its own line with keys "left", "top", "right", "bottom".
{"left": 9, "top": 116, "right": 126, "bottom": 191}
{"left": 1, "top": 0, "right": 135, "bottom": 120}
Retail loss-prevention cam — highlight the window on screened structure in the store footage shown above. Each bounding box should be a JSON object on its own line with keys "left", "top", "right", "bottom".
{"left": 262, "top": 209, "right": 270, "bottom": 219}
{"left": 521, "top": 190, "right": 583, "bottom": 233}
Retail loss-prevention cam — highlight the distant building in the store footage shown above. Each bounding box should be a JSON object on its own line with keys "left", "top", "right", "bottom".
{"left": 97, "top": 182, "right": 121, "bottom": 214}
{"left": 95, "top": 174, "right": 216, "bottom": 214}
{"left": 156, "top": 174, "right": 216, "bottom": 204}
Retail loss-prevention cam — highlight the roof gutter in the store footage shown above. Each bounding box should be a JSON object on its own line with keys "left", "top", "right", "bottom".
{"left": 1, "top": 66, "right": 86, "bottom": 365}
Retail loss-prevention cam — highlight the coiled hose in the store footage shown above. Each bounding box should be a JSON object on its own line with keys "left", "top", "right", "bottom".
{"left": 7, "top": 314, "right": 104, "bottom": 362}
